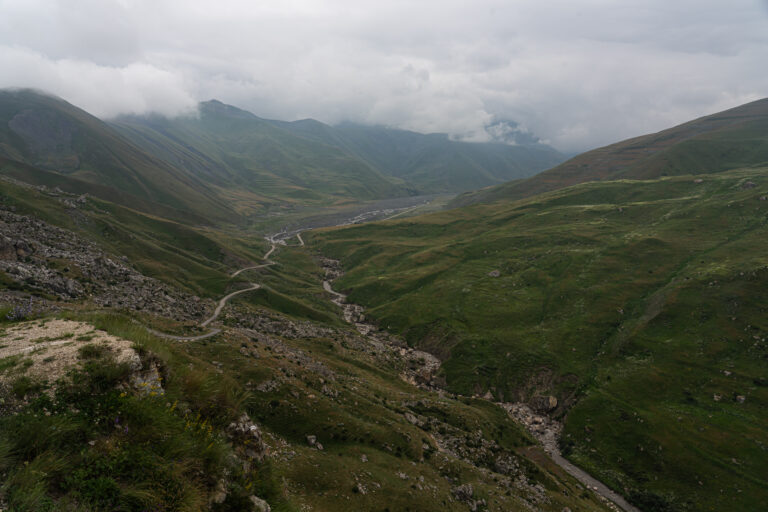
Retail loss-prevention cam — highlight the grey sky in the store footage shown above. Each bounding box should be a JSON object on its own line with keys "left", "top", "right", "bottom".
{"left": 1, "top": 0, "right": 766, "bottom": 152}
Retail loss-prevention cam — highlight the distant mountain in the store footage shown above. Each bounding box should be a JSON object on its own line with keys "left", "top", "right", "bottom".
{"left": 111, "top": 101, "right": 409, "bottom": 204}
{"left": 0, "top": 89, "right": 566, "bottom": 223}
{"left": 0, "top": 89, "right": 234, "bottom": 223}
{"left": 268, "top": 118, "right": 566, "bottom": 193}
{"left": 452, "top": 97, "right": 768, "bottom": 206}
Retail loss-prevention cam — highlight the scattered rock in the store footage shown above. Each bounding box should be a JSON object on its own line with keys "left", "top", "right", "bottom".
{"left": 741, "top": 181, "right": 757, "bottom": 189}
{"left": 488, "top": 269, "right": 500, "bottom": 277}
{"left": 0, "top": 208, "right": 212, "bottom": 320}
{"left": 404, "top": 411, "right": 421, "bottom": 425}
{"left": 227, "top": 413, "right": 268, "bottom": 462}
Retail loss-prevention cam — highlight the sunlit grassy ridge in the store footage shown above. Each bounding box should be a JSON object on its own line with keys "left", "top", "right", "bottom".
{"left": 308, "top": 168, "right": 768, "bottom": 511}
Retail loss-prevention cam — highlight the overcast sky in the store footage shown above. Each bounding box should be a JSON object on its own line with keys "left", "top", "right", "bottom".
{"left": 1, "top": 0, "right": 767, "bottom": 152}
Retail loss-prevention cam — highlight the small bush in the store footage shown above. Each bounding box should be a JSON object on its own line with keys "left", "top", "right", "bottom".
{"left": 11, "top": 376, "right": 45, "bottom": 398}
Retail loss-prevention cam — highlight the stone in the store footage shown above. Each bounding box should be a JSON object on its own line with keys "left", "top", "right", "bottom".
{"left": 0, "top": 237, "right": 16, "bottom": 260}
{"left": 530, "top": 395, "right": 558, "bottom": 412}
{"left": 249, "top": 496, "right": 271, "bottom": 512}
{"left": 306, "top": 435, "right": 317, "bottom": 446}
{"left": 488, "top": 269, "right": 500, "bottom": 277}
{"left": 404, "top": 411, "right": 420, "bottom": 425}
{"left": 211, "top": 480, "right": 227, "bottom": 504}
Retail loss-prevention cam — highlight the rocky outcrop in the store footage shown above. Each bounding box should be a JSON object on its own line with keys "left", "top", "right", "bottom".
{"left": 451, "top": 483, "right": 487, "bottom": 511}
{"left": 227, "top": 413, "right": 269, "bottom": 463}
{"left": 0, "top": 205, "right": 213, "bottom": 320}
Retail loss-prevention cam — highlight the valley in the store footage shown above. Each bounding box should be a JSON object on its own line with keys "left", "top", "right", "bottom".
{"left": 0, "top": 89, "right": 766, "bottom": 512}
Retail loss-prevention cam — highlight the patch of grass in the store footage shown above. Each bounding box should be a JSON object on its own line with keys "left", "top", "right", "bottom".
{"left": 0, "top": 355, "right": 21, "bottom": 373}
{"left": 0, "top": 331, "right": 262, "bottom": 511}
{"left": 77, "top": 343, "right": 109, "bottom": 360}
{"left": 11, "top": 375, "right": 46, "bottom": 398}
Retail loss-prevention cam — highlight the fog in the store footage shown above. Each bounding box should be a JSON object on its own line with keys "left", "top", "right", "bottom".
{"left": 1, "top": 0, "right": 766, "bottom": 151}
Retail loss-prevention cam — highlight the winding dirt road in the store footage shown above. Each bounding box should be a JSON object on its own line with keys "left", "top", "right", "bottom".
{"left": 150, "top": 241, "right": 275, "bottom": 341}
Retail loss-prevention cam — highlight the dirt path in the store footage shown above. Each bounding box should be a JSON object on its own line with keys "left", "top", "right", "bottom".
{"left": 201, "top": 284, "right": 261, "bottom": 327}
{"left": 151, "top": 242, "right": 275, "bottom": 341}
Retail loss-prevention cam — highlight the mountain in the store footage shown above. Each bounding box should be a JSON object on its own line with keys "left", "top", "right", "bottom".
{"left": 0, "top": 90, "right": 566, "bottom": 223}
{"left": 268, "top": 118, "right": 566, "bottom": 193}
{"left": 0, "top": 89, "right": 235, "bottom": 223}
{"left": 309, "top": 167, "right": 768, "bottom": 512}
{"left": 111, "top": 101, "right": 410, "bottom": 206}
{"left": 453, "top": 97, "right": 768, "bottom": 206}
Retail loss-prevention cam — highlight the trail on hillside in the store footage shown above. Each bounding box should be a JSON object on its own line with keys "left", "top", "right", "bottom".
{"left": 150, "top": 240, "right": 275, "bottom": 341}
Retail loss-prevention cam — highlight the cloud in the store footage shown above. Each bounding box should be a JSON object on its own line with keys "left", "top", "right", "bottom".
{"left": 0, "top": 46, "right": 197, "bottom": 117}
{"left": 0, "top": 0, "right": 766, "bottom": 151}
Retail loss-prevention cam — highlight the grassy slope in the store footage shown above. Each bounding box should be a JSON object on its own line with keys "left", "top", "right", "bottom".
{"left": 0, "top": 176, "right": 265, "bottom": 298}
{"left": 308, "top": 169, "right": 768, "bottom": 511}
{"left": 269, "top": 119, "right": 566, "bottom": 194}
{"left": 111, "top": 101, "right": 408, "bottom": 211}
{"left": 453, "top": 97, "right": 768, "bottom": 207}
{"left": 0, "top": 252, "right": 613, "bottom": 512}
{"left": 0, "top": 89, "right": 235, "bottom": 222}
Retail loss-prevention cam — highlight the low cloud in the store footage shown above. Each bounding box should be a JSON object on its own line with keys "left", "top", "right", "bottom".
{"left": 1, "top": 0, "right": 766, "bottom": 152}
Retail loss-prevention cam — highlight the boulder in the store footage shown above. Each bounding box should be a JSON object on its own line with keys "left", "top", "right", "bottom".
{"left": 530, "top": 395, "right": 558, "bottom": 412}
{"left": 249, "top": 496, "right": 271, "bottom": 512}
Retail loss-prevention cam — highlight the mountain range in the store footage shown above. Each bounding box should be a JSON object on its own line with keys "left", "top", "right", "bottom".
{"left": 0, "top": 89, "right": 565, "bottom": 225}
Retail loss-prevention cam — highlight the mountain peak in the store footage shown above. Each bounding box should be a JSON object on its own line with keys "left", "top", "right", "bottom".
{"left": 198, "top": 99, "right": 258, "bottom": 120}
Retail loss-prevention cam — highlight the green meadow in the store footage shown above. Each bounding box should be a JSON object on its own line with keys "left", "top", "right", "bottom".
{"left": 309, "top": 168, "right": 768, "bottom": 511}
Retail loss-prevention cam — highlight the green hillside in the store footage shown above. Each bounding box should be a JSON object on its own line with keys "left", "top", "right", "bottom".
{"left": 453, "top": 98, "right": 768, "bottom": 207}
{"left": 308, "top": 168, "right": 768, "bottom": 511}
{"left": 0, "top": 171, "right": 611, "bottom": 512}
{"left": 0, "top": 89, "right": 235, "bottom": 223}
{"left": 111, "top": 101, "right": 410, "bottom": 208}
{"left": 269, "top": 119, "right": 566, "bottom": 193}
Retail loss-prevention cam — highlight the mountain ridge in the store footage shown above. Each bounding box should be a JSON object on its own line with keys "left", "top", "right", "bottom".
{"left": 452, "top": 97, "right": 768, "bottom": 207}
